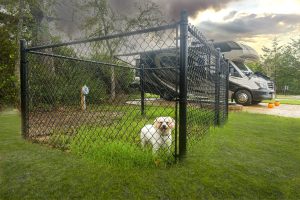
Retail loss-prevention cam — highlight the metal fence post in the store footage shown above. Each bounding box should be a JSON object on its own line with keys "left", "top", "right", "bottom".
{"left": 140, "top": 64, "right": 145, "bottom": 115}
{"left": 20, "top": 39, "right": 28, "bottom": 138}
{"left": 214, "top": 48, "right": 221, "bottom": 126}
{"left": 225, "top": 59, "right": 230, "bottom": 120}
{"left": 179, "top": 10, "right": 188, "bottom": 159}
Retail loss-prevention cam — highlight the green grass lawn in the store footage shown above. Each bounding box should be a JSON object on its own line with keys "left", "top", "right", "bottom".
{"left": 30, "top": 104, "right": 214, "bottom": 167}
{"left": 263, "top": 95, "right": 300, "bottom": 105}
{"left": 263, "top": 99, "right": 300, "bottom": 105}
{"left": 275, "top": 99, "right": 300, "bottom": 105}
{"left": 1, "top": 110, "right": 300, "bottom": 199}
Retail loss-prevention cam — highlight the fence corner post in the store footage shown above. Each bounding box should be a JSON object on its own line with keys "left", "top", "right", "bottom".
{"left": 214, "top": 48, "right": 221, "bottom": 126}
{"left": 179, "top": 10, "right": 188, "bottom": 160}
{"left": 20, "top": 39, "right": 28, "bottom": 138}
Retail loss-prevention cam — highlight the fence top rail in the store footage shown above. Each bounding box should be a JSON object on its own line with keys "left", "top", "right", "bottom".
{"left": 27, "top": 50, "right": 136, "bottom": 69}
{"left": 115, "top": 47, "right": 179, "bottom": 57}
{"left": 26, "top": 22, "right": 179, "bottom": 52}
{"left": 27, "top": 50, "right": 180, "bottom": 71}
{"left": 187, "top": 25, "right": 217, "bottom": 55}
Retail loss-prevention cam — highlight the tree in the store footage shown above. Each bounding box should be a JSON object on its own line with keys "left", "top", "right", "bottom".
{"left": 0, "top": 0, "right": 27, "bottom": 108}
{"left": 260, "top": 37, "right": 300, "bottom": 94}
{"left": 246, "top": 61, "right": 264, "bottom": 73}
{"left": 0, "top": 0, "right": 165, "bottom": 108}
{"left": 0, "top": 0, "right": 59, "bottom": 108}
{"left": 0, "top": 26, "right": 18, "bottom": 108}
{"left": 79, "top": 0, "right": 163, "bottom": 100}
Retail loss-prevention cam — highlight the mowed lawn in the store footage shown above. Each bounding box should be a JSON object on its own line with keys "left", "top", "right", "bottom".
{"left": 263, "top": 95, "right": 300, "bottom": 105}
{"left": 0, "top": 111, "right": 300, "bottom": 199}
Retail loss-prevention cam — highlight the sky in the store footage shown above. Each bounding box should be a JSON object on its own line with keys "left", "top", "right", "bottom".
{"left": 188, "top": 0, "right": 300, "bottom": 54}
{"left": 54, "top": 0, "right": 300, "bottom": 55}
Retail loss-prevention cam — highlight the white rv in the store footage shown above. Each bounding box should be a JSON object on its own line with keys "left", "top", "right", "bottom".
{"left": 214, "top": 41, "right": 275, "bottom": 105}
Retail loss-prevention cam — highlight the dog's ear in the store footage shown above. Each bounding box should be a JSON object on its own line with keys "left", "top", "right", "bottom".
{"left": 153, "top": 117, "right": 161, "bottom": 129}
{"left": 168, "top": 117, "right": 175, "bottom": 129}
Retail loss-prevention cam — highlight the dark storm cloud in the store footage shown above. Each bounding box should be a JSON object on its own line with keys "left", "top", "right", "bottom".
{"left": 51, "top": 0, "right": 240, "bottom": 38}
{"left": 109, "top": 0, "right": 240, "bottom": 19}
{"left": 199, "top": 13, "right": 300, "bottom": 41}
{"left": 52, "top": 1, "right": 82, "bottom": 38}
{"left": 158, "top": 0, "right": 240, "bottom": 19}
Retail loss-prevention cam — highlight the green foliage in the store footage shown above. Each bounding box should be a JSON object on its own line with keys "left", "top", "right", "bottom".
{"left": 1, "top": 0, "right": 161, "bottom": 108}
{"left": 0, "top": 0, "right": 55, "bottom": 108}
{"left": 27, "top": 46, "right": 110, "bottom": 108}
{"left": 90, "top": 53, "right": 135, "bottom": 95}
{"left": 0, "top": 28, "right": 18, "bottom": 109}
{"left": 27, "top": 53, "right": 134, "bottom": 108}
{"left": 246, "top": 61, "right": 264, "bottom": 73}
{"left": 260, "top": 38, "right": 300, "bottom": 94}
{"left": 244, "top": 38, "right": 300, "bottom": 95}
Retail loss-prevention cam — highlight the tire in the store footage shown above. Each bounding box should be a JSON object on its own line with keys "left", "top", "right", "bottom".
{"left": 251, "top": 100, "right": 262, "bottom": 105}
{"left": 234, "top": 90, "right": 252, "bottom": 106}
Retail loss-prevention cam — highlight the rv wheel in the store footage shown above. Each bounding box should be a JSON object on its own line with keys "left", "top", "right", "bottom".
{"left": 234, "top": 90, "right": 252, "bottom": 106}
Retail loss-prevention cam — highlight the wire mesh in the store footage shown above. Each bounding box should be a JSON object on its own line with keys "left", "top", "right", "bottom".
{"left": 186, "top": 24, "right": 229, "bottom": 147}
{"left": 24, "top": 23, "right": 179, "bottom": 164}
{"left": 21, "top": 21, "right": 228, "bottom": 163}
{"left": 219, "top": 59, "right": 229, "bottom": 125}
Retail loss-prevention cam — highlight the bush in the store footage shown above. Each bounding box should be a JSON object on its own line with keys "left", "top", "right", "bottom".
{"left": 27, "top": 47, "right": 135, "bottom": 110}
{"left": 0, "top": 30, "right": 18, "bottom": 109}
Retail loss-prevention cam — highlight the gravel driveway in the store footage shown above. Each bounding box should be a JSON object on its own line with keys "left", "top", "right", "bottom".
{"left": 242, "top": 103, "right": 300, "bottom": 118}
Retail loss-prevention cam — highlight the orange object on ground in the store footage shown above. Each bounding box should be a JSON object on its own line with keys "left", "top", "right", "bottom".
{"left": 268, "top": 103, "right": 274, "bottom": 108}
{"left": 275, "top": 101, "right": 280, "bottom": 106}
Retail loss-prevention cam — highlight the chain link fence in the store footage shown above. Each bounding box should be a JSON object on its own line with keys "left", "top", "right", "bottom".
{"left": 20, "top": 11, "right": 228, "bottom": 163}
{"left": 186, "top": 24, "right": 229, "bottom": 147}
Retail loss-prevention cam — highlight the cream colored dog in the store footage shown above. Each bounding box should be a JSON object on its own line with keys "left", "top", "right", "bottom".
{"left": 140, "top": 117, "right": 175, "bottom": 153}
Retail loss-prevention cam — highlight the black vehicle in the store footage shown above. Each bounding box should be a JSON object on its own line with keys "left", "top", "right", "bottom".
{"left": 135, "top": 41, "right": 274, "bottom": 105}
{"left": 137, "top": 48, "right": 216, "bottom": 100}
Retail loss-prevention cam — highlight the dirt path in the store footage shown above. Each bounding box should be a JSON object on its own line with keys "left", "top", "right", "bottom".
{"left": 242, "top": 103, "right": 300, "bottom": 118}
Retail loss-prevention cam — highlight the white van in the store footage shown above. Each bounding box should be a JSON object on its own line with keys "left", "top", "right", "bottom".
{"left": 214, "top": 41, "right": 275, "bottom": 105}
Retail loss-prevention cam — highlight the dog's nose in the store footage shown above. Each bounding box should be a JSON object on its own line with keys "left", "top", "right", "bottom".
{"left": 162, "top": 124, "right": 167, "bottom": 129}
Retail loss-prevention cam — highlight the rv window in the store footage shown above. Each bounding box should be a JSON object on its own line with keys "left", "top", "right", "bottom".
{"left": 233, "top": 61, "right": 248, "bottom": 71}
{"left": 229, "top": 64, "right": 241, "bottom": 77}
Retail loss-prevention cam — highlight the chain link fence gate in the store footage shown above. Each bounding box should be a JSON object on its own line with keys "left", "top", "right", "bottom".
{"left": 20, "top": 11, "right": 228, "bottom": 164}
